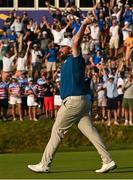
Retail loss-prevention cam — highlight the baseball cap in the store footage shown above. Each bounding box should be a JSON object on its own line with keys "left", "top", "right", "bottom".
{"left": 124, "top": 21, "right": 129, "bottom": 25}
{"left": 95, "top": 47, "right": 101, "bottom": 52}
{"left": 28, "top": 77, "right": 33, "bottom": 82}
{"left": 108, "top": 74, "right": 114, "bottom": 79}
{"left": 59, "top": 38, "right": 72, "bottom": 47}
{"left": 33, "top": 44, "right": 38, "bottom": 47}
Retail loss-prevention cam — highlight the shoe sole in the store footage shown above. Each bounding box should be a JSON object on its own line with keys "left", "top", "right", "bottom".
{"left": 103, "top": 164, "right": 117, "bottom": 173}
{"left": 28, "top": 166, "right": 50, "bottom": 173}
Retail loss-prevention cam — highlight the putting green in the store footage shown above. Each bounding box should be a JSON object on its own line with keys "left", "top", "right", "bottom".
{"left": 0, "top": 150, "right": 133, "bottom": 179}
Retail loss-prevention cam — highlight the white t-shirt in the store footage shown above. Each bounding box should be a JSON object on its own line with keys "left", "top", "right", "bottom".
{"left": 51, "top": 28, "right": 66, "bottom": 45}
{"left": 110, "top": 25, "right": 119, "bottom": 39}
{"left": 122, "top": 29, "right": 129, "bottom": 41}
{"left": 117, "top": 77, "right": 124, "bottom": 95}
{"left": 31, "top": 50, "right": 42, "bottom": 63}
{"left": 3, "top": 55, "right": 16, "bottom": 72}
{"left": 17, "top": 56, "right": 27, "bottom": 71}
{"left": 90, "top": 25, "right": 100, "bottom": 40}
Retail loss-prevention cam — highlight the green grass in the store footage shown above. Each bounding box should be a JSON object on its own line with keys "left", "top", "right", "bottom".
{"left": 0, "top": 150, "right": 133, "bottom": 179}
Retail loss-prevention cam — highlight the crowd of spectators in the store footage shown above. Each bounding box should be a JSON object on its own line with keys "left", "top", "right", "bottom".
{"left": 0, "top": 0, "right": 133, "bottom": 126}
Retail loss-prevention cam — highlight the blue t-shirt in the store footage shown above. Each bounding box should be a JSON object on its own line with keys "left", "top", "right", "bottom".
{"left": 93, "top": 54, "right": 102, "bottom": 65}
{"left": 124, "top": 10, "right": 132, "bottom": 24}
{"left": 47, "top": 48, "right": 57, "bottom": 62}
{"left": 60, "top": 54, "right": 87, "bottom": 100}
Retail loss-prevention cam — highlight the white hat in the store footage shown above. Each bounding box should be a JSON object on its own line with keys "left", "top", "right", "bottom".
{"left": 124, "top": 21, "right": 129, "bottom": 25}
{"left": 108, "top": 75, "right": 114, "bottom": 79}
{"left": 33, "top": 44, "right": 38, "bottom": 47}
{"left": 28, "top": 77, "right": 33, "bottom": 82}
{"left": 59, "top": 38, "right": 72, "bottom": 47}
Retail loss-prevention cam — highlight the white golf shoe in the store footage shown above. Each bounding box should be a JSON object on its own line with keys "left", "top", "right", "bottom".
{"left": 96, "top": 161, "right": 117, "bottom": 173}
{"left": 28, "top": 163, "right": 50, "bottom": 173}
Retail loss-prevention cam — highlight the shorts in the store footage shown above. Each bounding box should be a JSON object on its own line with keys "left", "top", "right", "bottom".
{"left": 27, "top": 96, "right": 38, "bottom": 107}
{"left": 9, "top": 96, "right": 22, "bottom": 105}
{"left": 117, "top": 94, "right": 123, "bottom": 103}
{"left": 0, "top": 61, "right": 3, "bottom": 71}
{"left": 123, "top": 98, "right": 133, "bottom": 109}
{"left": 54, "top": 95, "right": 62, "bottom": 106}
{"left": 21, "top": 96, "right": 28, "bottom": 108}
{"left": 107, "top": 97, "right": 118, "bottom": 110}
{"left": 37, "top": 97, "right": 44, "bottom": 107}
{"left": 98, "top": 97, "right": 107, "bottom": 107}
{"left": 44, "top": 96, "right": 54, "bottom": 111}
{"left": 0, "top": 98, "right": 8, "bottom": 109}
{"left": 110, "top": 37, "right": 119, "bottom": 49}
{"left": 46, "top": 62, "right": 56, "bottom": 72}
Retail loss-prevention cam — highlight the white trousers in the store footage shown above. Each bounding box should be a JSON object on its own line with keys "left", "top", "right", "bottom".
{"left": 41, "top": 96, "right": 112, "bottom": 167}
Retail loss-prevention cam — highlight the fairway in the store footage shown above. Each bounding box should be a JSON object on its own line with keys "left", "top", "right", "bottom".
{"left": 0, "top": 150, "right": 133, "bottom": 179}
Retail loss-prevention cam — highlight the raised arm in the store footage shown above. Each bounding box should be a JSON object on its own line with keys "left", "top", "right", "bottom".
{"left": 25, "top": 41, "right": 31, "bottom": 57}
{"left": 72, "top": 17, "right": 92, "bottom": 57}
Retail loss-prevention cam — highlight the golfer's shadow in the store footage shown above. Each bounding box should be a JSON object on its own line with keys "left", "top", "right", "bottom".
{"left": 52, "top": 166, "right": 133, "bottom": 174}
{"left": 52, "top": 168, "right": 96, "bottom": 173}
{"left": 109, "top": 166, "right": 133, "bottom": 174}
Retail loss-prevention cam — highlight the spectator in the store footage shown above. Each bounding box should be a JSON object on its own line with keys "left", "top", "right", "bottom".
{"left": 8, "top": 76, "right": 23, "bottom": 121}
{"left": 122, "top": 72, "right": 133, "bottom": 126}
{"left": 10, "top": 16, "right": 24, "bottom": 52}
{"left": 0, "top": 74, "right": 8, "bottom": 121}
{"left": 45, "top": 41, "right": 58, "bottom": 79}
{"left": 18, "top": 72, "right": 28, "bottom": 117}
{"left": 30, "top": 44, "right": 43, "bottom": 80}
{"left": 88, "top": 21, "right": 100, "bottom": 52}
{"left": 43, "top": 76, "right": 54, "bottom": 119}
{"left": 102, "top": 62, "right": 123, "bottom": 126}
{"left": 2, "top": 43, "right": 17, "bottom": 81}
{"left": 96, "top": 76, "right": 107, "bottom": 122}
{"left": 16, "top": 41, "right": 31, "bottom": 76}
{"left": 90, "top": 48, "right": 104, "bottom": 67}
{"left": 124, "top": 30, "right": 133, "bottom": 66}
{"left": 36, "top": 72, "right": 46, "bottom": 116}
{"left": 117, "top": 71, "right": 125, "bottom": 121}
{"left": 25, "top": 78, "right": 38, "bottom": 121}
{"left": 123, "top": 4, "right": 133, "bottom": 24}
{"left": 109, "top": 19, "right": 120, "bottom": 58}
{"left": 54, "top": 79, "right": 62, "bottom": 118}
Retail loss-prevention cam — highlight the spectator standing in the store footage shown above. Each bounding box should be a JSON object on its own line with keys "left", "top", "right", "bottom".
{"left": 16, "top": 41, "right": 31, "bottom": 76}
{"left": 8, "top": 77, "right": 23, "bottom": 121}
{"left": 43, "top": 77, "right": 54, "bottom": 119}
{"left": 36, "top": 73, "right": 46, "bottom": 116}
{"left": 96, "top": 77, "right": 107, "bottom": 122}
{"left": 102, "top": 62, "right": 123, "bottom": 126}
{"left": 123, "top": 4, "right": 133, "bottom": 24}
{"left": 2, "top": 43, "right": 17, "bottom": 81}
{"left": 54, "top": 79, "right": 62, "bottom": 118}
{"left": 0, "top": 75, "right": 9, "bottom": 121}
{"left": 122, "top": 73, "right": 133, "bottom": 126}
{"left": 124, "top": 30, "right": 133, "bottom": 66}
{"left": 117, "top": 71, "right": 125, "bottom": 121}
{"left": 109, "top": 19, "right": 120, "bottom": 58}
{"left": 88, "top": 21, "right": 100, "bottom": 52}
{"left": 25, "top": 78, "right": 38, "bottom": 121}
{"left": 30, "top": 44, "right": 43, "bottom": 80}
{"left": 10, "top": 16, "right": 24, "bottom": 52}
{"left": 45, "top": 42, "right": 58, "bottom": 79}
{"left": 18, "top": 72, "right": 28, "bottom": 117}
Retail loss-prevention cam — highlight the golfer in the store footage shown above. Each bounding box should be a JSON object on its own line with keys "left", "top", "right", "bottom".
{"left": 28, "top": 17, "right": 116, "bottom": 173}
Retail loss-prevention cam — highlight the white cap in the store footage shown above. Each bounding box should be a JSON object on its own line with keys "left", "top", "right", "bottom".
{"left": 28, "top": 77, "right": 33, "bottom": 82}
{"left": 59, "top": 38, "right": 72, "bottom": 47}
{"left": 108, "top": 75, "right": 114, "bottom": 79}
{"left": 125, "top": 21, "right": 129, "bottom": 25}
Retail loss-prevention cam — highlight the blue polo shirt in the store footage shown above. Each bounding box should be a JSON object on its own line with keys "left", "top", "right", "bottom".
{"left": 60, "top": 54, "right": 87, "bottom": 100}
